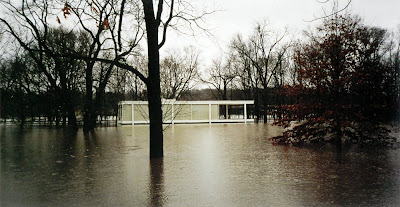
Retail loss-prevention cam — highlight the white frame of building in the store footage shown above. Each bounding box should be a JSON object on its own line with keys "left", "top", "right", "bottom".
{"left": 118, "top": 100, "right": 255, "bottom": 125}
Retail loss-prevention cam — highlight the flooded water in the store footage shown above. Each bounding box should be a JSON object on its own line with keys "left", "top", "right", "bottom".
{"left": 1, "top": 124, "right": 400, "bottom": 207}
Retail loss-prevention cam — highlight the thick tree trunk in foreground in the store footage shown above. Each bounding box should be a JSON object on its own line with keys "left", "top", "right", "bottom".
{"left": 148, "top": 77, "right": 164, "bottom": 158}
{"left": 142, "top": 0, "right": 164, "bottom": 158}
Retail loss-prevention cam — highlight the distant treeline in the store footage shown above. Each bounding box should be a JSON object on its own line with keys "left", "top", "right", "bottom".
{"left": 0, "top": 87, "right": 282, "bottom": 126}
{"left": 1, "top": 13, "right": 399, "bottom": 129}
{"left": 6, "top": 80, "right": 397, "bottom": 127}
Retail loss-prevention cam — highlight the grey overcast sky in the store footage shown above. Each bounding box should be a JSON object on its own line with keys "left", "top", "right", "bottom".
{"left": 162, "top": 0, "right": 400, "bottom": 66}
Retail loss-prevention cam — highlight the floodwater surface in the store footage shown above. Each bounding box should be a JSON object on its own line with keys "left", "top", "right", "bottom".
{"left": 1, "top": 124, "right": 400, "bottom": 207}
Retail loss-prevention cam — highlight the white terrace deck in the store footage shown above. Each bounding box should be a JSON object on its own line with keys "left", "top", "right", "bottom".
{"left": 118, "top": 100, "right": 255, "bottom": 125}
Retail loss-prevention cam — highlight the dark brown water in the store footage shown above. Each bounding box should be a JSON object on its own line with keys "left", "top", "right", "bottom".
{"left": 1, "top": 124, "right": 400, "bottom": 207}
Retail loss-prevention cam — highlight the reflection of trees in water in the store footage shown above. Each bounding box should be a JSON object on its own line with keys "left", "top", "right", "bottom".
{"left": 80, "top": 132, "right": 100, "bottom": 194}
{"left": 2, "top": 125, "right": 400, "bottom": 206}
{"left": 1, "top": 128, "right": 81, "bottom": 205}
{"left": 276, "top": 145, "right": 400, "bottom": 206}
{"left": 1, "top": 128, "right": 116, "bottom": 205}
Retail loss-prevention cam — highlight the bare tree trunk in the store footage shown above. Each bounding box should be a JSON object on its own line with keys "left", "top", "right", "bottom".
{"left": 66, "top": 101, "right": 77, "bottom": 129}
{"left": 142, "top": 0, "right": 164, "bottom": 159}
{"left": 148, "top": 77, "right": 164, "bottom": 159}
{"left": 83, "top": 62, "right": 96, "bottom": 132}
{"left": 263, "top": 88, "right": 268, "bottom": 123}
{"left": 55, "top": 112, "right": 60, "bottom": 126}
{"left": 223, "top": 81, "right": 227, "bottom": 100}
{"left": 0, "top": 89, "right": 2, "bottom": 120}
{"left": 62, "top": 114, "right": 67, "bottom": 126}
{"left": 254, "top": 88, "right": 260, "bottom": 122}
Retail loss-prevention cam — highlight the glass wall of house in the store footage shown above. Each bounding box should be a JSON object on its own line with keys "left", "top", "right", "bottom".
{"left": 218, "top": 105, "right": 246, "bottom": 120}
{"left": 227, "top": 105, "right": 245, "bottom": 119}
{"left": 211, "top": 105, "right": 219, "bottom": 120}
{"left": 134, "top": 104, "right": 148, "bottom": 122}
{"left": 191, "top": 104, "right": 209, "bottom": 120}
{"left": 174, "top": 104, "right": 191, "bottom": 120}
{"left": 121, "top": 104, "right": 132, "bottom": 122}
{"left": 118, "top": 100, "right": 254, "bottom": 125}
{"left": 246, "top": 104, "right": 255, "bottom": 119}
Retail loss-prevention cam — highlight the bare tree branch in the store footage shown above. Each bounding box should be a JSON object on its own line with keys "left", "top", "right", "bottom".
{"left": 304, "top": 0, "right": 352, "bottom": 22}
{"left": 158, "top": 0, "right": 174, "bottom": 49}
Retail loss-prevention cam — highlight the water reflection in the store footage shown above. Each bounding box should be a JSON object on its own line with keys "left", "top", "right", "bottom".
{"left": 269, "top": 145, "right": 400, "bottom": 206}
{"left": 149, "top": 158, "right": 165, "bottom": 207}
{"left": 1, "top": 124, "right": 400, "bottom": 206}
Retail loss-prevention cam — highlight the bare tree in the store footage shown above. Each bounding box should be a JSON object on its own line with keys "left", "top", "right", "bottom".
{"left": 230, "top": 22, "right": 290, "bottom": 122}
{"left": 0, "top": 0, "right": 93, "bottom": 127}
{"left": 0, "top": 0, "right": 119, "bottom": 129}
{"left": 203, "top": 56, "right": 237, "bottom": 100}
{"left": 107, "top": 54, "right": 148, "bottom": 101}
{"left": 65, "top": 0, "right": 211, "bottom": 158}
{"left": 54, "top": 0, "right": 145, "bottom": 131}
{"left": 1, "top": 0, "right": 214, "bottom": 158}
{"left": 306, "top": 0, "right": 352, "bottom": 22}
{"left": 386, "top": 26, "right": 400, "bottom": 120}
{"left": 66, "top": 0, "right": 210, "bottom": 158}
{"left": 131, "top": 0, "right": 214, "bottom": 158}
{"left": 160, "top": 46, "right": 200, "bottom": 99}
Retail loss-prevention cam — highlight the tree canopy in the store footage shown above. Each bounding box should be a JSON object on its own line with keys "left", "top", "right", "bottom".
{"left": 272, "top": 15, "right": 397, "bottom": 146}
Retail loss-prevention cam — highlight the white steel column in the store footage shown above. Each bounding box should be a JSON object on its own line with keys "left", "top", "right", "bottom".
{"left": 209, "top": 103, "right": 212, "bottom": 124}
{"left": 131, "top": 103, "right": 135, "bottom": 125}
{"left": 244, "top": 103, "right": 247, "bottom": 123}
{"left": 172, "top": 103, "right": 174, "bottom": 124}
{"left": 117, "top": 103, "right": 120, "bottom": 124}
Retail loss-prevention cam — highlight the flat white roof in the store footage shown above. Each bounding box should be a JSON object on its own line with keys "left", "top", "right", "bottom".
{"left": 119, "top": 100, "right": 255, "bottom": 105}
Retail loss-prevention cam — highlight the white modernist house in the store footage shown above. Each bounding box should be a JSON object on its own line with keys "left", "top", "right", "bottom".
{"left": 118, "top": 100, "right": 255, "bottom": 125}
